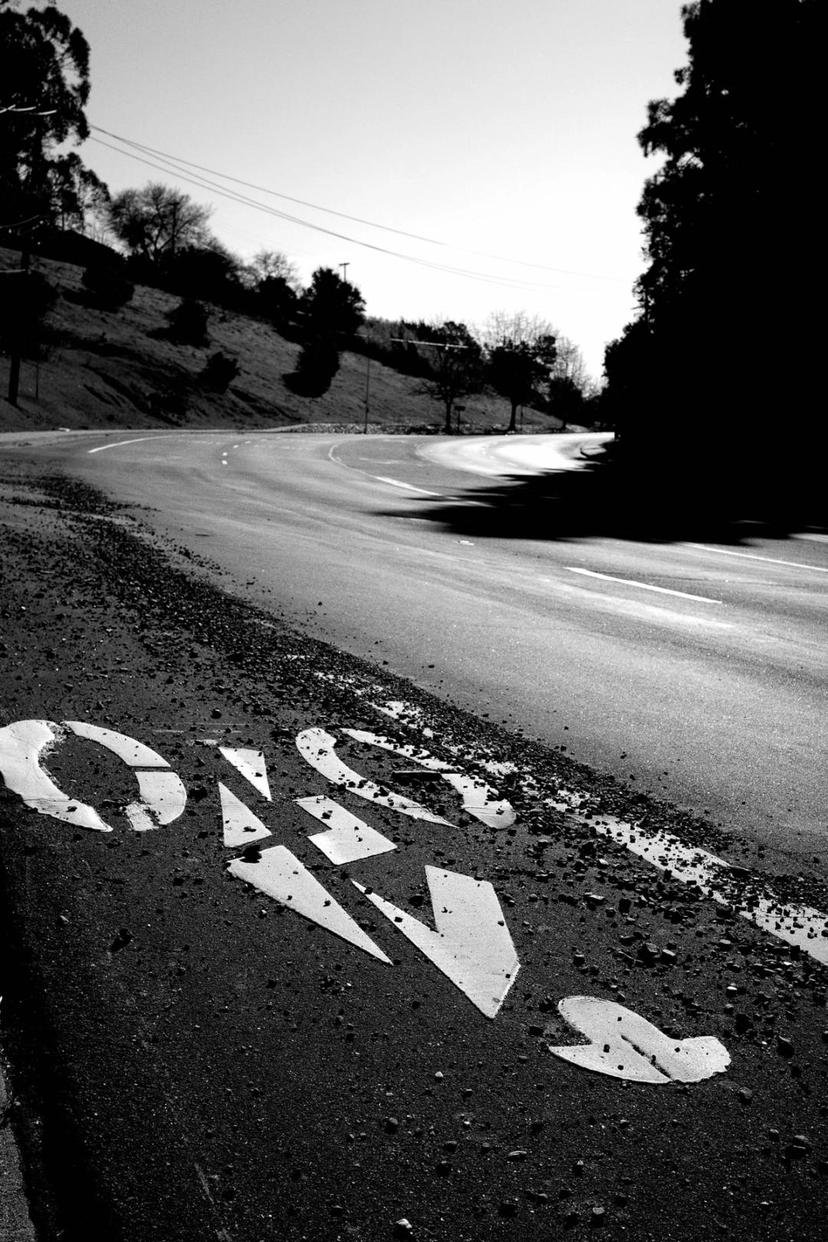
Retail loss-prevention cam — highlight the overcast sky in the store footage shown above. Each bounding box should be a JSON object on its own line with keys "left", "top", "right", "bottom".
{"left": 55, "top": 0, "right": 688, "bottom": 378}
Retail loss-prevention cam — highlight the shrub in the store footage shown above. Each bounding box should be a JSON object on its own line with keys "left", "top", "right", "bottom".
{"left": 165, "top": 297, "right": 208, "bottom": 346}
{"left": 200, "top": 351, "right": 239, "bottom": 393}
{"left": 82, "top": 260, "right": 134, "bottom": 310}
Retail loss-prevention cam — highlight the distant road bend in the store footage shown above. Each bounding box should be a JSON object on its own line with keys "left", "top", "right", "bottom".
{"left": 11, "top": 428, "right": 827, "bottom": 858}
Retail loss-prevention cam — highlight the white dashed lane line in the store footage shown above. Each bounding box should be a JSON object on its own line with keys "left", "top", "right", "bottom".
{"left": 684, "top": 542, "right": 828, "bottom": 573}
{"left": 566, "top": 566, "right": 723, "bottom": 605}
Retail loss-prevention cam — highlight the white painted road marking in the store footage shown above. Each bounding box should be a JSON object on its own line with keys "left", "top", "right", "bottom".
{"left": 296, "top": 795, "right": 397, "bottom": 864}
{"left": 87, "top": 436, "right": 171, "bottom": 455}
{"left": 566, "top": 566, "right": 723, "bottom": 605}
{"left": 549, "top": 796, "right": 828, "bottom": 967}
{"left": 218, "top": 783, "right": 272, "bottom": 847}
{"left": 227, "top": 844, "right": 392, "bottom": 964}
{"left": 341, "top": 729, "right": 515, "bottom": 829}
{"left": 218, "top": 747, "right": 272, "bottom": 800}
{"left": 0, "top": 719, "right": 187, "bottom": 833}
{"left": 354, "top": 866, "right": 520, "bottom": 1019}
{"left": 372, "top": 476, "right": 440, "bottom": 496}
{"left": 296, "top": 728, "right": 452, "bottom": 825}
{"left": 548, "top": 997, "right": 730, "bottom": 1084}
{"left": 684, "top": 542, "right": 828, "bottom": 573}
{"left": 370, "top": 694, "right": 828, "bottom": 967}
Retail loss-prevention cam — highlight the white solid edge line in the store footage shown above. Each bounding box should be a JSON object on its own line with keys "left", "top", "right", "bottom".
{"left": 372, "top": 475, "right": 440, "bottom": 496}
{"left": 684, "top": 542, "right": 828, "bottom": 574}
{"left": 88, "top": 435, "right": 172, "bottom": 455}
{"left": 566, "top": 566, "right": 723, "bottom": 604}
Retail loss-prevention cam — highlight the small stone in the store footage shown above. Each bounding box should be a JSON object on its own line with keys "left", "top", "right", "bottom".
{"left": 393, "top": 1220, "right": 413, "bottom": 1238}
{"left": 385, "top": 1117, "right": 399, "bottom": 1134}
{"left": 591, "top": 1205, "right": 607, "bottom": 1225}
{"left": 507, "top": 1150, "right": 527, "bottom": 1161}
{"left": 637, "top": 942, "right": 659, "bottom": 964}
{"left": 776, "top": 1036, "right": 795, "bottom": 1058}
{"left": 498, "top": 1200, "right": 519, "bottom": 1217}
{"left": 738, "top": 1087, "right": 753, "bottom": 1104}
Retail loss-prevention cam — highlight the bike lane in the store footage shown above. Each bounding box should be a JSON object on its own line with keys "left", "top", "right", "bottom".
{"left": 0, "top": 469, "right": 826, "bottom": 1241}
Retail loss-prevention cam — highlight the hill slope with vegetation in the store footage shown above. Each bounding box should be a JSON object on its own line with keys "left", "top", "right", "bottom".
{"left": 0, "top": 246, "right": 575, "bottom": 435}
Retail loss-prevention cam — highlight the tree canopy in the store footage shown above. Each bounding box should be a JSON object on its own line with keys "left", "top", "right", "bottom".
{"left": 0, "top": 1, "right": 107, "bottom": 237}
{"left": 485, "top": 313, "right": 557, "bottom": 432}
{"left": 605, "top": 0, "right": 822, "bottom": 518}
{"left": 107, "top": 182, "right": 213, "bottom": 265}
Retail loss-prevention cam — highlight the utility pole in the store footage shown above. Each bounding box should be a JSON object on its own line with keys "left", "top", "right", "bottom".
{"left": 6, "top": 247, "right": 31, "bottom": 406}
{"left": 363, "top": 356, "right": 371, "bottom": 434}
{"left": 339, "top": 262, "right": 349, "bottom": 284}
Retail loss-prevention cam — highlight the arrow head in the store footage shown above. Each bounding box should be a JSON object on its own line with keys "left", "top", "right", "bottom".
{"left": 355, "top": 866, "right": 519, "bottom": 1019}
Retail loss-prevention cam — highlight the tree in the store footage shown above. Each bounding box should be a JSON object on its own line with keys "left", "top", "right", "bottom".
{"left": 165, "top": 297, "right": 208, "bottom": 346}
{"left": 297, "top": 267, "right": 365, "bottom": 340}
{"left": 484, "top": 313, "right": 557, "bottom": 432}
{"left": 404, "top": 321, "right": 482, "bottom": 433}
{"left": 82, "top": 255, "right": 134, "bottom": 310}
{"left": 608, "top": 0, "right": 822, "bottom": 515}
{"left": 0, "top": 269, "right": 57, "bottom": 403}
{"left": 0, "top": 2, "right": 108, "bottom": 236}
{"left": 256, "top": 275, "right": 298, "bottom": 332}
{"left": 107, "top": 182, "right": 212, "bottom": 266}
{"left": 200, "top": 351, "right": 239, "bottom": 393}
{"left": 165, "top": 241, "right": 242, "bottom": 303}
{"left": 286, "top": 267, "right": 365, "bottom": 397}
{"left": 245, "top": 249, "right": 300, "bottom": 291}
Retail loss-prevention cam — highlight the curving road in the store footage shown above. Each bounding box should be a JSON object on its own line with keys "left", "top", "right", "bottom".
{"left": 7, "top": 428, "right": 826, "bottom": 858}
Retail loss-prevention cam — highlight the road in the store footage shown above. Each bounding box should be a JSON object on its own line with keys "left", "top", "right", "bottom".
{"left": 0, "top": 436, "right": 826, "bottom": 1241}
{"left": 22, "top": 426, "right": 826, "bottom": 859}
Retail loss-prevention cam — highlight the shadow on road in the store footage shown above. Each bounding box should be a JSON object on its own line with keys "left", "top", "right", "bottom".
{"left": 378, "top": 444, "right": 823, "bottom": 545}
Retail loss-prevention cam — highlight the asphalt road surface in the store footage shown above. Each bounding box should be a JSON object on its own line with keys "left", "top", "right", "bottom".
{"left": 19, "top": 427, "right": 827, "bottom": 858}
{"left": 0, "top": 432, "right": 826, "bottom": 1242}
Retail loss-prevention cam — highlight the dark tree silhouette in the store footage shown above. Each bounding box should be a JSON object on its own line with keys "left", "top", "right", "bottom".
{"left": 257, "top": 275, "right": 298, "bottom": 332}
{"left": 108, "top": 183, "right": 212, "bottom": 266}
{"left": 82, "top": 255, "right": 133, "bottom": 309}
{"left": 297, "top": 267, "right": 365, "bottom": 340}
{"left": 165, "top": 297, "right": 208, "bottom": 346}
{"left": 0, "top": 270, "right": 57, "bottom": 403}
{"left": 200, "top": 351, "right": 239, "bottom": 393}
{"left": 408, "top": 321, "right": 482, "bottom": 433}
{"left": 606, "top": 0, "right": 822, "bottom": 519}
{"left": 0, "top": 2, "right": 108, "bottom": 236}
{"left": 487, "top": 334, "right": 557, "bottom": 432}
{"left": 286, "top": 267, "right": 365, "bottom": 398}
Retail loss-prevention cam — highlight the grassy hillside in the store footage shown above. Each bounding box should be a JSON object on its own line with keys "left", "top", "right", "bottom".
{"left": 0, "top": 247, "right": 566, "bottom": 435}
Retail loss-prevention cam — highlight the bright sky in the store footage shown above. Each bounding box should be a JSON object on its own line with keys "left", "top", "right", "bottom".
{"left": 52, "top": 0, "right": 688, "bottom": 379}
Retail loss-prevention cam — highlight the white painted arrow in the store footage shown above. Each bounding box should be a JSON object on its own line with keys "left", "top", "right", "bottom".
{"left": 218, "top": 783, "right": 272, "bottom": 848}
{"left": 296, "top": 728, "right": 452, "bottom": 824}
{"left": 354, "top": 867, "right": 519, "bottom": 1018}
{"left": 228, "top": 844, "right": 391, "bottom": 964}
{"left": 296, "top": 795, "right": 396, "bottom": 864}
{"left": 548, "top": 996, "right": 730, "bottom": 1084}
{"left": 218, "top": 747, "right": 272, "bottom": 800}
{"left": 342, "top": 730, "right": 515, "bottom": 829}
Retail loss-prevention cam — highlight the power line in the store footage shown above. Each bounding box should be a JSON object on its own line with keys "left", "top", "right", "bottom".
{"left": 89, "top": 123, "right": 624, "bottom": 283}
{"left": 89, "top": 134, "right": 563, "bottom": 293}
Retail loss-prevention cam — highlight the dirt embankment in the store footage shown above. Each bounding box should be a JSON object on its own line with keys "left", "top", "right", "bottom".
{"left": 0, "top": 247, "right": 535, "bottom": 436}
